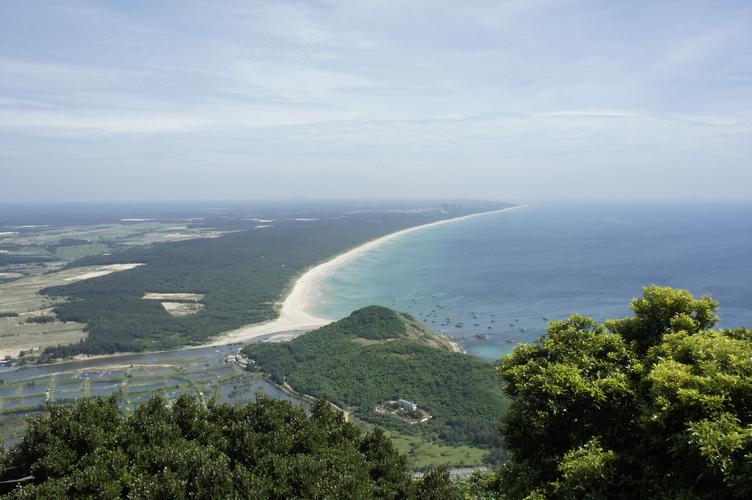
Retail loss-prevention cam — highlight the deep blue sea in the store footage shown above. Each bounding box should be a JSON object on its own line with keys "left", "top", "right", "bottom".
{"left": 311, "top": 203, "right": 752, "bottom": 361}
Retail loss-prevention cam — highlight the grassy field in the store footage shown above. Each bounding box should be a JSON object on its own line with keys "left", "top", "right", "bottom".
{"left": 0, "top": 320, "right": 86, "bottom": 359}
{"left": 0, "top": 264, "right": 151, "bottom": 358}
{"left": 53, "top": 243, "right": 109, "bottom": 261}
{"left": 1, "top": 222, "right": 226, "bottom": 252}
{"left": 384, "top": 429, "right": 489, "bottom": 470}
{"left": 0, "top": 219, "right": 234, "bottom": 359}
{"left": 0, "top": 221, "right": 229, "bottom": 284}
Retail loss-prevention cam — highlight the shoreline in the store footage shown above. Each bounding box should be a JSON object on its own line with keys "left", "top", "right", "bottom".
{"left": 211, "top": 205, "right": 526, "bottom": 345}
{"left": 1, "top": 205, "right": 523, "bottom": 371}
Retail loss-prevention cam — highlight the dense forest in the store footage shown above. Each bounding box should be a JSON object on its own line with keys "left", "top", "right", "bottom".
{"left": 0, "top": 396, "right": 462, "bottom": 499}
{"left": 489, "top": 286, "right": 752, "bottom": 499}
{"left": 41, "top": 204, "right": 506, "bottom": 358}
{"left": 243, "top": 306, "right": 509, "bottom": 453}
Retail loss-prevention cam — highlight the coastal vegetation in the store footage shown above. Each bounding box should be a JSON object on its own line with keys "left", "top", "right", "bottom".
{"left": 0, "top": 216, "right": 236, "bottom": 358}
{"left": 491, "top": 286, "right": 752, "bottom": 499}
{"left": 39, "top": 205, "right": 505, "bottom": 358}
{"left": 2, "top": 286, "right": 750, "bottom": 498}
{"left": 0, "top": 396, "right": 458, "bottom": 499}
{"left": 243, "top": 306, "right": 509, "bottom": 458}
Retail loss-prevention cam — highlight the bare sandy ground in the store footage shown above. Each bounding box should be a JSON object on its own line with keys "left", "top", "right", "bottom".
{"left": 211, "top": 206, "right": 525, "bottom": 345}
{"left": 160, "top": 301, "right": 205, "bottom": 317}
{"left": 143, "top": 292, "right": 204, "bottom": 301}
{"left": 63, "top": 263, "right": 144, "bottom": 282}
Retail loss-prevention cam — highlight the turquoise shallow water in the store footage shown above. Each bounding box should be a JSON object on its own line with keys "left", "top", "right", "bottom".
{"left": 311, "top": 203, "right": 752, "bottom": 361}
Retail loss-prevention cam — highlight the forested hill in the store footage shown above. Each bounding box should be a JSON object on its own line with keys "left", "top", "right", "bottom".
{"left": 243, "top": 306, "right": 509, "bottom": 453}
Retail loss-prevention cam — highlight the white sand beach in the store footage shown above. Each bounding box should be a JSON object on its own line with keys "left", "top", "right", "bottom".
{"left": 212, "top": 205, "right": 524, "bottom": 345}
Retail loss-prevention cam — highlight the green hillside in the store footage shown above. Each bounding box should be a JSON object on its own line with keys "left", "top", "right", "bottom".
{"left": 243, "top": 306, "right": 509, "bottom": 456}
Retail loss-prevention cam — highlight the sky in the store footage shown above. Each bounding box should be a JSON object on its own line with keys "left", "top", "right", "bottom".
{"left": 1, "top": 0, "right": 750, "bottom": 203}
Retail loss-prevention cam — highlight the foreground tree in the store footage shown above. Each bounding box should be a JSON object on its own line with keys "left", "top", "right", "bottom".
{"left": 495, "top": 286, "right": 752, "bottom": 499}
{"left": 0, "top": 396, "right": 455, "bottom": 499}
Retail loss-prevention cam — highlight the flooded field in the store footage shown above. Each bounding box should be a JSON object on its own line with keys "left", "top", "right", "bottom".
{"left": 0, "top": 334, "right": 307, "bottom": 445}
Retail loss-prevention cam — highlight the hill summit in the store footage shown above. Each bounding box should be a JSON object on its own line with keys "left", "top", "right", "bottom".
{"left": 323, "top": 305, "right": 463, "bottom": 352}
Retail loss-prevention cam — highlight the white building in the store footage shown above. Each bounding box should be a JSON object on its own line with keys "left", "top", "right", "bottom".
{"left": 397, "top": 399, "right": 417, "bottom": 412}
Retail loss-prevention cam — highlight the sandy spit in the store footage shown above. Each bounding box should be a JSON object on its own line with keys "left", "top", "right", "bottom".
{"left": 210, "top": 205, "right": 525, "bottom": 345}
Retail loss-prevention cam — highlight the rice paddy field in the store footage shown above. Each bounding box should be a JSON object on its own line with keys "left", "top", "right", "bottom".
{"left": 0, "top": 341, "right": 304, "bottom": 445}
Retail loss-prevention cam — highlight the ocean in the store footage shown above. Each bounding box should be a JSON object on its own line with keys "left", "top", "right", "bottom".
{"left": 311, "top": 202, "right": 752, "bottom": 361}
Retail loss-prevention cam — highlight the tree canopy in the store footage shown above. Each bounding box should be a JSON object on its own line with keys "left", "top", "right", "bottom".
{"left": 0, "top": 395, "right": 459, "bottom": 499}
{"left": 494, "top": 285, "right": 752, "bottom": 499}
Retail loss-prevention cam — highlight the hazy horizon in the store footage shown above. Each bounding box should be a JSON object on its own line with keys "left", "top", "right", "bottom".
{"left": 2, "top": 1, "right": 750, "bottom": 203}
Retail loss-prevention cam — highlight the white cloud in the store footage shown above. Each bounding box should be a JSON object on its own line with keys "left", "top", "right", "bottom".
{"left": 0, "top": 0, "right": 750, "bottom": 200}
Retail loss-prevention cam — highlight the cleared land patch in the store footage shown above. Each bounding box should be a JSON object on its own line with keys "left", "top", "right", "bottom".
{"left": 2, "top": 223, "right": 226, "bottom": 250}
{"left": 0, "top": 223, "right": 229, "bottom": 285}
{"left": 63, "top": 263, "right": 143, "bottom": 282}
{"left": 142, "top": 292, "right": 205, "bottom": 317}
{"left": 142, "top": 292, "right": 204, "bottom": 301}
{"left": 384, "top": 429, "right": 489, "bottom": 470}
{"left": 160, "top": 302, "right": 205, "bottom": 317}
{"left": 53, "top": 243, "right": 110, "bottom": 261}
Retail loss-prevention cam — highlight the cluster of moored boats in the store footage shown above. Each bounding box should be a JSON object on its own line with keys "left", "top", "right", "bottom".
{"left": 391, "top": 296, "right": 552, "bottom": 345}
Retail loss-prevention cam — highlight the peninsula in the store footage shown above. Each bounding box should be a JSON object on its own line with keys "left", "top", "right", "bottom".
{"left": 0, "top": 201, "right": 517, "bottom": 360}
